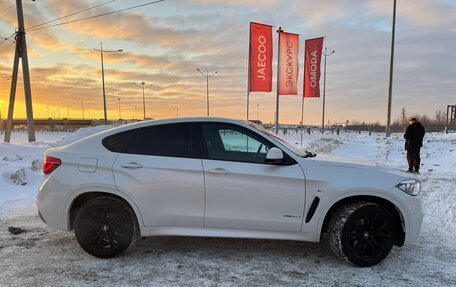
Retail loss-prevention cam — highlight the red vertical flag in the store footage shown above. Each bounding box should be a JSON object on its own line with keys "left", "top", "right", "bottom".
{"left": 278, "top": 32, "right": 299, "bottom": 95}
{"left": 249, "top": 22, "right": 273, "bottom": 92}
{"left": 303, "top": 37, "right": 324, "bottom": 97}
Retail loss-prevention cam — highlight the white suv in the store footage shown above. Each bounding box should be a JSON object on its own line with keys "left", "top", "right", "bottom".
{"left": 37, "top": 117, "right": 424, "bottom": 267}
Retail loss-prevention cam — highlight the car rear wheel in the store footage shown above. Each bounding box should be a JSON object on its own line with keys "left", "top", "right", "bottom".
{"left": 328, "top": 202, "right": 395, "bottom": 267}
{"left": 74, "top": 197, "right": 135, "bottom": 258}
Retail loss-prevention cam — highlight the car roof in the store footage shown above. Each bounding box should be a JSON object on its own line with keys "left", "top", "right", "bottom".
{"left": 114, "top": 117, "right": 249, "bottom": 131}
{"left": 67, "top": 117, "right": 252, "bottom": 147}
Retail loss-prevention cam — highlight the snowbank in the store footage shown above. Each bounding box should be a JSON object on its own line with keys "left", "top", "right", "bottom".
{"left": 0, "top": 128, "right": 455, "bottom": 286}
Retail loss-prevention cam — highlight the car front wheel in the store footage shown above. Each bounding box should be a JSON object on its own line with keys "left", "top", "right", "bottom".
{"left": 328, "top": 202, "right": 395, "bottom": 267}
{"left": 74, "top": 197, "right": 135, "bottom": 258}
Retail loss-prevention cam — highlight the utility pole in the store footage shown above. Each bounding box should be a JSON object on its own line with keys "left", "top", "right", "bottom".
{"left": 100, "top": 43, "right": 107, "bottom": 123}
{"left": 133, "top": 81, "right": 152, "bottom": 120}
{"left": 94, "top": 43, "right": 122, "bottom": 125}
{"left": 386, "top": 0, "right": 397, "bottom": 137}
{"left": 197, "top": 68, "right": 218, "bottom": 117}
{"left": 5, "top": 0, "right": 36, "bottom": 143}
{"left": 401, "top": 107, "right": 406, "bottom": 132}
{"left": 321, "top": 47, "right": 335, "bottom": 133}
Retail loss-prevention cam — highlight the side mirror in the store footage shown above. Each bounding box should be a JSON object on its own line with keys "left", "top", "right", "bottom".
{"left": 265, "top": 147, "right": 284, "bottom": 164}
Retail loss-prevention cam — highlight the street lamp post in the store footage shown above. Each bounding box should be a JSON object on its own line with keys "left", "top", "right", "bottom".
{"left": 322, "top": 47, "right": 335, "bottom": 133}
{"left": 74, "top": 96, "right": 89, "bottom": 123}
{"left": 171, "top": 105, "right": 179, "bottom": 117}
{"left": 197, "top": 68, "right": 218, "bottom": 117}
{"left": 117, "top": 98, "right": 121, "bottom": 120}
{"left": 47, "top": 107, "right": 57, "bottom": 119}
{"left": 133, "top": 81, "right": 153, "bottom": 120}
{"left": 94, "top": 42, "right": 123, "bottom": 125}
{"left": 62, "top": 102, "right": 75, "bottom": 120}
{"left": 257, "top": 104, "right": 260, "bottom": 120}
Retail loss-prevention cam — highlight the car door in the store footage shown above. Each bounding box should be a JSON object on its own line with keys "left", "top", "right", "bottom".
{"left": 111, "top": 123, "right": 205, "bottom": 227}
{"left": 199, "top": 122, "right": 306, "bottom": 232}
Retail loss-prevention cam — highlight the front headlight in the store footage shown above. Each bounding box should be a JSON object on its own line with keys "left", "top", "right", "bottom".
{"left": 396, "top": 179, "right": 421, "bottom": 196}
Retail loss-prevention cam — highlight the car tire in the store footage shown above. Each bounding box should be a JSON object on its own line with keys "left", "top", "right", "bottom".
{"left": 328, "top": 202, "right": 395, "bottom": 267}
{"left": 74, "top": 197, "right": 136, "bottom": 258}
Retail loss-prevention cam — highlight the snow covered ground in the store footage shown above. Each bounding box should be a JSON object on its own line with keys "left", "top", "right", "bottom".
{"left": 0, "top": 127, "right": 455, "bottom": 286}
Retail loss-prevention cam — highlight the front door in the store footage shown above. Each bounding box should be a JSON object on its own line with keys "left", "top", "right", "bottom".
{"left": 200, "top": 123, "right": 306, "bottom": 232}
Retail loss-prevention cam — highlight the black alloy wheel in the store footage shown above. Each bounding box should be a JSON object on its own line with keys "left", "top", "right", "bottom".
{"left": 74, "top": 198, "right": 135, "bottom": 258}
{"left": 329, "top": 202, "right": 395, "bottom": 267}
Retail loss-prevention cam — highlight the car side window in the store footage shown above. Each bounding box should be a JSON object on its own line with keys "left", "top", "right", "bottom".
{"left": 103, "top": 130, "right": 135, "bottom": 153}
{"left": 201, "top": 123, "right": 272, "bottom": 164}
{"left": 126, "top": 123, "right": 197, "bottom": 158}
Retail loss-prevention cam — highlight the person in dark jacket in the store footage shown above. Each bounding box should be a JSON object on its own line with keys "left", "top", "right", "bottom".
{"left": 404, "top": 117, "right": 425, "bottom": 173}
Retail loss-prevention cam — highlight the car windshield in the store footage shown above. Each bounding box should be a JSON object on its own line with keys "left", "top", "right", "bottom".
{"left": 247, "top": 122, "right": 315, "bottom": 158}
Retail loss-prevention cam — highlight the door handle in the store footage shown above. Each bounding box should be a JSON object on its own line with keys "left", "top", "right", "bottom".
{"left": 208, "top": 168, "right": 230, "bottom": 174}
{"left": 121, "top": 162, "right": 143, "bottom": 169}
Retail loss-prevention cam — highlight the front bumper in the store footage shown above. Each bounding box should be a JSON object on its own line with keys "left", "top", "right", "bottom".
{"left": 389, "top": 187, "right": 424, "bottom": 245}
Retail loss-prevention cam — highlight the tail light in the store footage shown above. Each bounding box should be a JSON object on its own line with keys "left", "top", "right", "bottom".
{"left": 43, "top": 155, "right": 61, "bottom": 175}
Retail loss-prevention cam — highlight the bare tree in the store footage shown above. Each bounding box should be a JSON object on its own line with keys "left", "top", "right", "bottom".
{"left": 434, "top": 109, "right": 446, "bottom": 126}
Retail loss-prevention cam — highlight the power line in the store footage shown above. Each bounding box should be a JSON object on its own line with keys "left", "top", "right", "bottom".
{"left": 0, "top": 42, "right": 15, "bottom": 55}
{"left": 0, "top": 32, "right": 17, "bottom": 46}
{"left": 28, "top": 0, "right": 165, "bottom": 32}
{"left": 0, "top": 3, "right": 15, "bottom": 16}
{"left": 27, "top": 0, "right": 117, "bottom": 30}
{"left": 1, "top": 32, "right": 16, "bottom": 41}
{"left": 0, "top": 32, "right": 16, "bottom": 50}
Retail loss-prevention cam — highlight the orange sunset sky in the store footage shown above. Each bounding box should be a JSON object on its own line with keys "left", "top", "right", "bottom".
{"left": 0, "top": 0, "right": 455, "bottom": 125}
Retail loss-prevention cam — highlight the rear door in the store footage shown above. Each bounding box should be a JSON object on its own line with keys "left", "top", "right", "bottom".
{"left": 111, "top": 123, "right": 205, "bottom": 227}
{"left": 199, "top": 122, "right": 306, "bottom": 232}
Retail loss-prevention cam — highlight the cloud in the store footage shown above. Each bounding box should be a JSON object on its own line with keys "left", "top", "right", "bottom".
{"left": 367, "top": 0, "right": 456, "bottom": 27}
{"left": 188, "top": 0, "right": 280, "bottom": 7}
{"left": 0, "top": 0, "right": 455, "bottom": 123}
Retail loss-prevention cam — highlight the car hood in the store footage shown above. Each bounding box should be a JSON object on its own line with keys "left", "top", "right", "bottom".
{"left": 309, "top": 154, "right": 413, "bottom": 180}
{"left": 294, "top": 154, "right": 418, "bottom": 193}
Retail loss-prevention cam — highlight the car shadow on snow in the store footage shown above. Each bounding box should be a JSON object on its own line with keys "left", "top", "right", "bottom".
{"left": 128, "top": 235, "right": 338, "bottom": 265}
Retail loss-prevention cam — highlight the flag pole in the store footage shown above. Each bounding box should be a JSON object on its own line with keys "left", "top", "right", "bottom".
{"left": 301, "top": 40, "right": 308, "bottom": 147}
{"left": 247, "top": 24, "right": 251, "bottom": 120}
{"left": 275, "top": 27, "right": 283, "bottom": 134}
{"left": 300, "top": 95, "right": 304, "bottom": 146}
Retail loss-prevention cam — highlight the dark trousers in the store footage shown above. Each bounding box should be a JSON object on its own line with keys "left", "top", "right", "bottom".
{"left": 407, "top": 147, "right": 421, "bottom": 171}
